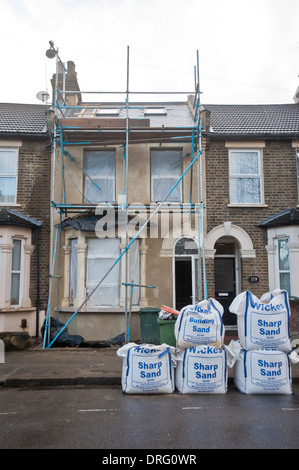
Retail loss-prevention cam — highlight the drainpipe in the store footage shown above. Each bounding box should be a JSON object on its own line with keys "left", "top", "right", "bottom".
{"left": 35, "top": 227, "right": 40, "bottom": 337}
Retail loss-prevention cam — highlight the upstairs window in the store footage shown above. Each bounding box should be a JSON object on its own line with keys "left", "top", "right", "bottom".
{"left": 151, "top": 149, "right": 182, "bottom": 202}
{"left": 297, "top": 151, "right": 299, "bottom": 202}
{"left": 229, "top": 150, "right": 262, "bottom": 204}
{"left": 84, "top": 150, "right": 116, "bottom": 203}
{"left": 0, "top": 148, "right": 18, "bottom": 204}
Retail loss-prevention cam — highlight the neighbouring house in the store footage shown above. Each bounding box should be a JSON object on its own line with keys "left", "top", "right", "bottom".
{"left": 0, "top": 103, "right": 51, "bottom": 337}
{"left": 202, "top": 103, "right": 299, "bottom": 335}
{"left": 47, "top": 60, "right": 299, "bottom": 343}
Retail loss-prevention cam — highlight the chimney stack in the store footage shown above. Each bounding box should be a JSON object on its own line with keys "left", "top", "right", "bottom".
{"left": 51, "top": 60, "right": 81, "bottom": 106}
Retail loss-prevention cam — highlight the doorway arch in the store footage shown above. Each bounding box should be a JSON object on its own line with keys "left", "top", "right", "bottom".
{"left": 206, "top": 223, "right": 255, "bottom": 326}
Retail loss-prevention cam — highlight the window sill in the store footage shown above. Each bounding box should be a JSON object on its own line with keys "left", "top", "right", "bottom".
{"left": 227, "top": 204, "right": 268, "bottom": 208}
{"left": 0, "top": 307, "right": 35, "bottom": 313}
{"left": 0, "top": 203, "right": 22, "bottom": 207}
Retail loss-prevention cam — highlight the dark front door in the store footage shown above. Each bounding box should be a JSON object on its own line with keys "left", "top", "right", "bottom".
{"left": 175, "top": 259, "right": 192, "bottom": 310}
{"left": 214, "top": 257, "right": 237, "bottom": 326}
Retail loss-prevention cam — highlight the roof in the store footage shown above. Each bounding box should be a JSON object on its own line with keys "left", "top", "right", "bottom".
{"left": 0, "top": 208, "right": 42, "bottom": 228}
{"left": 0, "top": 103, "right": 48, "bottom": 135}
{"left": 203, "top": 103, "right": 299, "bottom": 136}
{"left": 66, "top": 102, "right": 196, "bottom": 128}
{"left": 1, "top": 100, "right": 299, "bottom": 139}
{"left": 259, "top": 208, "right": 299, "bottom": 228}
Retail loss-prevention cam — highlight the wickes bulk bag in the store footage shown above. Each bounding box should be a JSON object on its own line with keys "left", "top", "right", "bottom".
{"left": 116, "top": 343, "right": 176, "bottom": 394}
{"left": 176, "top": 345, "right": 228, "bottom": 394}
{"left": 229, "top": 290, "right": 291, "bottom": 352}
{"left": 175, "top": 299, "right": 224, "bottom": 350}
{"left": 234, "top": 347, "right": 293, "bottom": 394}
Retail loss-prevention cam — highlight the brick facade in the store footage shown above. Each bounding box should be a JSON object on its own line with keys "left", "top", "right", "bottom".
{"left": 17, "top": 139, "right": 51, "bottom": 310}
{"left": 204, "top": 136, "right": 299, "bottom": 332}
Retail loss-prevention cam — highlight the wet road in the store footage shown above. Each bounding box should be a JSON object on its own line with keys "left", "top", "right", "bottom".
{"left": 0, "top": 384, "right": 298, "bottom": 450}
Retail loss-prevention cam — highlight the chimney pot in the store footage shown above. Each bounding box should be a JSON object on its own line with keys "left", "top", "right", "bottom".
{"left": 67, "top": 61, "right": 76, "bottom": 74}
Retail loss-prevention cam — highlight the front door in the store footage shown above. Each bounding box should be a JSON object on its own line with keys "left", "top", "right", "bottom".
{"left": 175, "top": 259, "right": 192, "bottom": 310}
{"left": 214, "top": 257, "right": 237, "bottom": 326}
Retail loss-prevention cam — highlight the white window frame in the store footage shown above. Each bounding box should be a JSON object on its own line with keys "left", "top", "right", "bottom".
{"left": 0, "top": 148, "right": 18, "bottom": 205}
{"left": 297, "top": 151, "right": 299, "bottom": 203}
{"left": 10, "top": 238, "right": 23, "bottom": 307}
{"left": 275, "top": 237, "right": 291, "bottom": 296}
{"left": 229, "top": 149, "right": 263, "bottom": 205}
{"left": 150, "top": 149, "right": 183, "bottom": 203}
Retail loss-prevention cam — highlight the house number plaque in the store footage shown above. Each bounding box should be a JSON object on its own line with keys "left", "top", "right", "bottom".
{"left": 248, "top": 276, "right": 259, "bottom": 283}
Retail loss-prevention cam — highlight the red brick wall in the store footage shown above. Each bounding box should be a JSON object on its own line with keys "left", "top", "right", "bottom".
{"left": 290, "top": 300, "right": 299, "bottom": 333}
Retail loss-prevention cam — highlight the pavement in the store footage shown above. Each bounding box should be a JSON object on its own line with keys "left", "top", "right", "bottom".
{"left": 0, "top": 340, "right": 299, "bottom": 389}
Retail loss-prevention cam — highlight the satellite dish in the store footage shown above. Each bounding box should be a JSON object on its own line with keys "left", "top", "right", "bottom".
{"left": 46, "top": 48, "right": 56, "bottom": 59}
{"left": 36, "top": 91, "right": 50, "bottom": 102}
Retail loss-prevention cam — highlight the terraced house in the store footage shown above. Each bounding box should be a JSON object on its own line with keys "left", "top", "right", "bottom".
{"left": 46, "top": 59, "right": 299, "bottom": 344}
{"left": 0, "top": 103, "right": 51, "bottom": 337}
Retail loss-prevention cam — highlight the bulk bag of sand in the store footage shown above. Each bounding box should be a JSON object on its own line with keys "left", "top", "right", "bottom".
{"left": 116, "top": 342, "right": 176, "bottom": 394}
{"left": 175, "top": 299, "right": 224, "bottom": 350}
{"left": 176, "top": 345, "right": 228, "bottom": 394}
{"left": 229, "top": 290, "right": 291, "bottom": 352}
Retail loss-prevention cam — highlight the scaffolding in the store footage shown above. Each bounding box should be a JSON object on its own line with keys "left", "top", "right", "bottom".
{"left": 43, "top": 42, "right": 207, "bottom": 348}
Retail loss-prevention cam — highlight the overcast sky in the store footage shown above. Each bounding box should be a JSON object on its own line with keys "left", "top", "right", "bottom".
{"left": 1, "top": 0, "right": 299, "bottom": 105}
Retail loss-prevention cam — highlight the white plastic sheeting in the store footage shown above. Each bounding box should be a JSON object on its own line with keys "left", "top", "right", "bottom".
{"left": 69, "top": 238, "right": 78, "bottom": 305}
{"left": 84, "top": 150, "right": 115, "bottom": 203}
{"left": 151, "top": 149, "right": 182, "bottom": 202}
{"left": 86, "top": 238, "right": 121, "bottom": 307}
